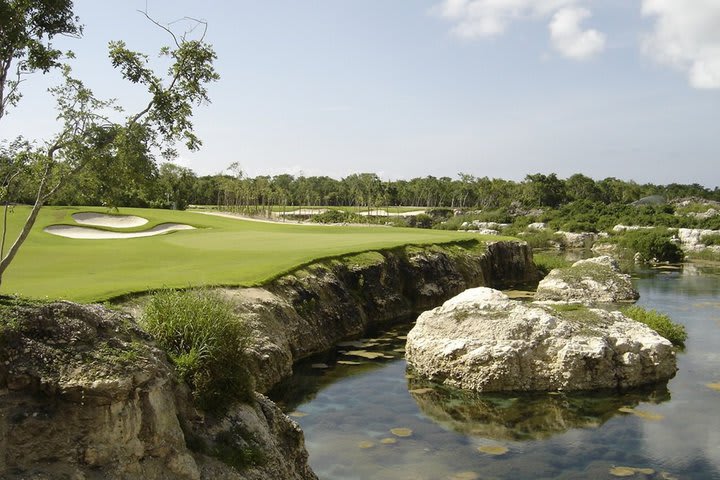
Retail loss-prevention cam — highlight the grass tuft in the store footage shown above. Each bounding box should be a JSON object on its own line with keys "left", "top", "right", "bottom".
{"left": 621, "top": 305, "right": 687, "bottom": 347}
{"left": 142, "top": 289, "right": 254, "bottom": 413}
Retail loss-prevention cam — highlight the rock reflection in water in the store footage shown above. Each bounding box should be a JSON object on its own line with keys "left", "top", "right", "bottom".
{"left": 408, "top": 378, "right": 671, "bottom": 441}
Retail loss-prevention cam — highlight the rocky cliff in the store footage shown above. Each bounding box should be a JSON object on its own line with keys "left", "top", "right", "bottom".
{"left": 0, "top": 300, "right": 316, "bottom": 480}
{"left": 226, "top": 240, "right": 539, "bottom": 392}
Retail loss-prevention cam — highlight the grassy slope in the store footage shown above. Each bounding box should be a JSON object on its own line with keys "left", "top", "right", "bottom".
{"left": 0, "top": 206, "right": 501, "bottom": 302}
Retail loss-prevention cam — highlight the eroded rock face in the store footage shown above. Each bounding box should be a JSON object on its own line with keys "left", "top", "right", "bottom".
{"left": 0, "top": 301, "right": 316, "bottom": 480}
{"left": 405, "top": 288, "right": 676, "bottom": 392}
{"left": 228, "top": 241, "right": 539, "bottom": 393}
{"left": 534, "top": 256, "right": 639, "bottom": 304}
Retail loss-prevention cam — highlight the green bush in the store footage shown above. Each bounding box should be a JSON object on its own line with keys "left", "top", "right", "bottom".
{"left": 523, "top": 230, "right": 564, "bottom": 250}
{"left": 533, "top": 252, "right": 572, "bottom": 276}
{"left": 142, "top": 289, "right": 254, "bottom": 413}
{"left": 701, "top": 233, "right": 720, "bottom": 246}
{"left": 615, "top": 229, "right": 683, "bottom": 263}
{"left": 310, "top": 209, "right": 359, "bottom": 224}
{"left": 622, "top": 305, "right": 687, "bottom": 347}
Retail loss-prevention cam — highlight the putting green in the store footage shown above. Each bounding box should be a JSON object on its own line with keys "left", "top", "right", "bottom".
{"left": 0, "top": 206, "right": 497, "bottom": 302}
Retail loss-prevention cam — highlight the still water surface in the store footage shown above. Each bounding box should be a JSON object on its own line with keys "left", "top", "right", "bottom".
{"left": 270, "top": 264, "right": 720, "bottom": 480}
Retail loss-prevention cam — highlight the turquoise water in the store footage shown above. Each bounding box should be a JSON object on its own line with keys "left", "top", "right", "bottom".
{"left": 270, "top": 264, "right": 720, "bottom": 480}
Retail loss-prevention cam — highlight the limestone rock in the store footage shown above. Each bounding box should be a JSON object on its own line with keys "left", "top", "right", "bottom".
{"left": 555, "top": 231, "right": 597, "bottom": 249}
{"left": 405, "top": 288, "right": 676, "bottom": 392}
{"left": 0, "top": 301, "right": 317, "bottom": 480}
{"left": 535, "top": 256, "right": 639, "bottom": 304}
{"left": 677, "top": 228, "right": 720, "bottom": 253}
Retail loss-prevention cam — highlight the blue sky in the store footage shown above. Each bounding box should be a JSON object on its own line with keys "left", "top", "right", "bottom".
{"left": 4, "top": 0, "right": 720, "bottom": 186}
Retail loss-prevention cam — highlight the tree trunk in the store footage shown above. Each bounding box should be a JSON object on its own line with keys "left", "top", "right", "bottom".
{"left": 0, "top": 198, "right": 44, "bottom": 287}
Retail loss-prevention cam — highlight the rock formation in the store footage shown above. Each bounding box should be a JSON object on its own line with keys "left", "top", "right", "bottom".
{"left": 534, "top": 256, "right": 639, "bottom": 304}
{"left": 405, "top": 288, "right": 676, "bottom": 392}
{"left": 0, "top": 301, "right": 316, "bottom": 480}
{"left": 227, "top": 241, "right": 539, "bottom": 392}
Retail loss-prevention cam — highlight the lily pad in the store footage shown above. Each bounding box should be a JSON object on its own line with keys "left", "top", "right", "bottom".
{"left": 311, "top": 363, "right": 329, "bottom": 369}
{"left": 408, "top": 387, "right": 435, "bottom": 394}
{"left": 477, "top": 445, "right": 509, "bottom": 456}
{"left": 358, "top": 441, "right": 375, "bottom": 449}
{"left": 448, "top": 472, "right": 480, "bottom": 480}
{"left": 609, "top": 467, "right": 636, "bottom": 477}
{"left": 610, "top": 466, "right": 655, "bottom": 477}
{"left": 289, "top": 411, "right": 308, "bottom": 418}
{"left": 337, "top": 360, "right": 364, "bottom": 365}
{"left": 380, "top": 437, "right": 398, "bottom": 445}
{"left": 345, "top": 350, "right": 386, "bottom": 359}
{"left": 618, "top": 407, "right": 664, "bottom": 421}
{"left": 390, "top": 427, "right": 413, "bottom": 437}
{"left": 706, "top": 382, "right": 720, "bottom": 392}
{"left": 337, "top": 341, "right": 365, "bottom": 348}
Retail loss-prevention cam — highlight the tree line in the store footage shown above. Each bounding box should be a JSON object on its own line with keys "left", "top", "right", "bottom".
{"left": 10, "top": 169, "right": 718, "bottom": 213}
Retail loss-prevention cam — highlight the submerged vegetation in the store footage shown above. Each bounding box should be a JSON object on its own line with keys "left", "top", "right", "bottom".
{"left": 621, "top": 305, "right": 687, "bottom": 347}
{"left": 142, "top": 289, "right": 254, "bottom": 413}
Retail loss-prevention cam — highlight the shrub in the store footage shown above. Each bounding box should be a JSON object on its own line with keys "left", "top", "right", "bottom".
{"left": 523, "top": 230, "right": 564, "bottom": 250}
{"left": 622, "top": 305, "right": 687, "bottom": 347}
{"left": 142, "top": 289, "right": 254, "bottom": 413}
{"left": 614, "top": 229, "right": 683, "bottom": 263}
{"left": 533, "top": 252, "right": 572, "bottom": 276}
{"left": 701, "top": 233, "right": 720, "bottom": 246}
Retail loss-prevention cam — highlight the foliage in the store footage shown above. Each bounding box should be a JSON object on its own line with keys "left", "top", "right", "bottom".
{"left": 310, "top": 209, "right": 361, "bottom": 224}
{"left": 622, "top": 305, "right": 687, "bottom": 347}
{"left": 0, "top": 0, "right": 81, "bottom": 119}
{"left": 533, "top": 252, "right": 572, "bottom": 276}
{"left": 142, "top": 289, "right": 254, "bottom": 413}
{"left": 613, "top": 229, "right": 684, "bottom": 263}
{"left": 521, "top": 230, "right": 565, "bottom": 250}
{"left": 701, "top": 233, "right": 720, "bottom": 246}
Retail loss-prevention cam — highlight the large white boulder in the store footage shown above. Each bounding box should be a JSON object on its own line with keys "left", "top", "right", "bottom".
{"left": 534, "top": 256, "right": 639, "bottom": 304}
{"left": 406, "top": 288, "right": 676, "bottom": 392}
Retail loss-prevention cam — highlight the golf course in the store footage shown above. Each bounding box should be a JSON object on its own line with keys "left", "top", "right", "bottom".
{"left": 0, "top": 206, "right": 493, "bottom": 302}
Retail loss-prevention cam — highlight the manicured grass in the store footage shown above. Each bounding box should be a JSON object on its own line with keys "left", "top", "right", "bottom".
{"left": 0, "top": 206, "right": 494, "bottom": 302}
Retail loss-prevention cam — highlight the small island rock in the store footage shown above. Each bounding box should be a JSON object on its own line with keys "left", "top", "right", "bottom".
{"left": 534, "top": 256, "right": 639, "bottom": 304}
{"left": 405, "top": 288, "right": 676, "bottom": 392}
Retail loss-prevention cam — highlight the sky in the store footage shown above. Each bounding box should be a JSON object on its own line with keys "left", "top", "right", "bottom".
{"left": 3, "top": 0, "right": 720, "bottom": 187}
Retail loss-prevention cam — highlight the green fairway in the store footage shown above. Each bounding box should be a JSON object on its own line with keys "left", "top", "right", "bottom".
{"left": 0, "top": 206, "right": 495, "bottom": 302}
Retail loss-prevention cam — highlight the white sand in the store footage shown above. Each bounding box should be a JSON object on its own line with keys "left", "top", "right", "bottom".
{"left": 72, "top": 212, "right": 148, "bottom": 228}
{"left": 44, "top": 223, "right": 194, "bottom": 239}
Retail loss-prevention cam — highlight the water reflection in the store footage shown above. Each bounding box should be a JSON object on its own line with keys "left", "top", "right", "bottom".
{"left": 407, "top": 379, "right": 671, "bottom": 441}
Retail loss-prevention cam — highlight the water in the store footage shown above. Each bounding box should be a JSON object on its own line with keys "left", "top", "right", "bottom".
{"left": 270, "top": 264, "right": 720, "bottom": 480}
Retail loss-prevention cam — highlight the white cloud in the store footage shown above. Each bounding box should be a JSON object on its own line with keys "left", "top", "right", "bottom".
{"left": 434, "top": 0, "right": 605, "bottom": 61}
{"left": 642, "top": 0, "right": 720, "bottom": 89}
{"left": 436, "top": 0, "right": 579, "bottom": 38}
{"left": 549, "top": 7, "right": 606, "bottom": 59}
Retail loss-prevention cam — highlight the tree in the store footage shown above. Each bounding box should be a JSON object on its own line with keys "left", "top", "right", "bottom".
{"left": 0, "top": 0, "right": 82, "bottom": 120}
{"left": 0, "top": 7, "right": 219, "bottom": 286}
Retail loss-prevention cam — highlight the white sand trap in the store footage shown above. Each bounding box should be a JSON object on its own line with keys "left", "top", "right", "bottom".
{"left": 44, "top": 223, "right": 194, "bottom": 239}
{"left": 72, "top": 212, "right": 148, "bottom": 228}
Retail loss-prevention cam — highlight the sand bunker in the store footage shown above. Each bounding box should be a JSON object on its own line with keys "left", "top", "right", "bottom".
{"left": 44, "top": 223, "right": 194, "bottom": 239}
{"left": 72, "top": 212, "right": 149, "bottom": 228}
